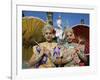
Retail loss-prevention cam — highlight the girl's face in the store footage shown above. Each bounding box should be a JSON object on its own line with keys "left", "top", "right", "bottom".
{"left": 44, "top": 29, "right": 53, "bottom": 42}
{"left": 66, "top": 32, "right": 75, "bottom": 43}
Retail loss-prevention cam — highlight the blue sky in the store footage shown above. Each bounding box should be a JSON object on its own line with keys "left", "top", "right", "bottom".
{"left": 22, "top": 11, "right": 89, "bottom": 29}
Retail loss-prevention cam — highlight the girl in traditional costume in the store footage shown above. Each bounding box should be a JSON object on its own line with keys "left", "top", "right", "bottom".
{"left": 28, "top": 25, "right": 58, "bottom": 68}
{"left": 61, "top": 28, "right": 87, "bottom": 67}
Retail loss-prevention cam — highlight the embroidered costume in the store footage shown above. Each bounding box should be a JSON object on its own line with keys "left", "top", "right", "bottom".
{"left": 32, "top": 42, "right": 57, "bottom": 68}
